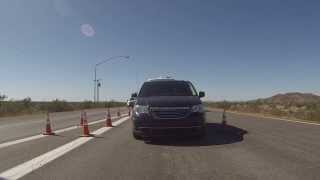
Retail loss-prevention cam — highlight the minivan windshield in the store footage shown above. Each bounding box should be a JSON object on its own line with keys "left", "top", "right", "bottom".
{"left": 138, "top": 81, "right": 197, "bottom": 97}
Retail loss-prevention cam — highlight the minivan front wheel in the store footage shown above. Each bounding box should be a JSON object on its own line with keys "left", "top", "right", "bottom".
{"left": 133, "top": 131, "right": 143, "bottom": 140}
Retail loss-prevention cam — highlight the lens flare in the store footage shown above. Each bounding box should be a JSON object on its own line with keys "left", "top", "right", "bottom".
{"left": 80, "top": 24, "right": 95, "bottom": 37}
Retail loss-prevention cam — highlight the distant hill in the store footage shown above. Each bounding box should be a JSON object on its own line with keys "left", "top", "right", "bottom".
{"left": 263, "top": 92, "right": 320, "bottom": 105}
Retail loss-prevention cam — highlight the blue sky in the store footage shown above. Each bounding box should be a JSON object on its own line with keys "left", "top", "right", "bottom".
{"left": 0, "top": 0, "right": 319, "bottom": 101}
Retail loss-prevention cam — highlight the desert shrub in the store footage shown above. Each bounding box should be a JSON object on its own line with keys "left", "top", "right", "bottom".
{"left": 46, "top": 99, "right": 74, "bottom": 112}
{"left": 0, "top": 94, "right": 127, "bottom": 117}
{"left": 204, "top": 100, "right": 320, "bottom": 122}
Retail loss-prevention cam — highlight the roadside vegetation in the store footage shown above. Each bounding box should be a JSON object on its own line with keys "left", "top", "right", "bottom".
{"left": 205, "top": 93, "right": 320, "bottom": 123}
{"left": 0, "top": 93, "right": 125, "bottom": 117}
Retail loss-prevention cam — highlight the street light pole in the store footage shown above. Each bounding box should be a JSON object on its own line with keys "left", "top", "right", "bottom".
{"left": 93, "top": 55, "right": 130, "bottom": 103}
{"left": 97, "top": 79, "right": 102, "bottom": 102}
{"left": 94, "top": 66, "right": 97, "bottom": 102}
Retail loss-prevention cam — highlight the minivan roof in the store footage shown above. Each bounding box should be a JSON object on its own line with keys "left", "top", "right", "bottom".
{"left": 146, "top": 77, "right": 176, "bottom": 82}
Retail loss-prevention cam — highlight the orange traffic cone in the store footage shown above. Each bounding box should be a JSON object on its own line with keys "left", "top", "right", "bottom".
{"left": 106, "top": 109, "right": 113, "bottom": 127}
{"left": 81, "top": 112, "right": 92, "bottom": 137}
{"left": 80, "top": 111, "right": 84, "bottom": 126}
{"left": 43, "top": 112, "right": 55, "bottom": 135}
{"left": 117, "top": 108, "right": 121, "bottom": 118}
{"left": 222, "top": 109, "right": 227, "bottom": 126}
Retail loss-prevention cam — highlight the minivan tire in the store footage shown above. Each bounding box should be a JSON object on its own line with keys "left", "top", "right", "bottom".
{"left": 133, "top": 132, "right": 143, "bottom": 140}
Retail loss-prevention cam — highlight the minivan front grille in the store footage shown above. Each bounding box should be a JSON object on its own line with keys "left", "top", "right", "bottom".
{"left": 150, "top": 107, "right": 191, "bottom": 119}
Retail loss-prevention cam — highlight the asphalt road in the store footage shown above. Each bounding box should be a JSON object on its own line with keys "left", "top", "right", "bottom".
{"left": 0, "top": 109, "right": 319, "bottom": 180}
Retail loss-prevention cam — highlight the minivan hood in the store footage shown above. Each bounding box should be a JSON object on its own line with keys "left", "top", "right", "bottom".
{"left": 136, "top": 96, "right": 201, "bottom": 107}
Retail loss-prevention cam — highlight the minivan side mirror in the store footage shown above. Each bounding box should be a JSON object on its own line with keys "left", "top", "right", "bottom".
{"left": 199, "top": 91, "right": 205, "bottom": 98}
{"left": 131, "top": 93, "right": 137, "bottom": 98}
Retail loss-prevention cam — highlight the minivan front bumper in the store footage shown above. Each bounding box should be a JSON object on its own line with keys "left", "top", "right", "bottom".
{"left": 132, "top": 113, "right": 206, "bottom": 137}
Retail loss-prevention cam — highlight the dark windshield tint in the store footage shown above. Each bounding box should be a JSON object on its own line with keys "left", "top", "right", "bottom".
{"left": 139, "top": 81, "right": 195, "bottom": 97}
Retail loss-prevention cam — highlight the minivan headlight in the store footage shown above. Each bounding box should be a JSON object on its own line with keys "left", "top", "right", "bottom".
{"left": 134, "top": 105, "right": 149, "bottom": 115}
{"left": 191, "top": 104, "right": 204, "bottom": 113}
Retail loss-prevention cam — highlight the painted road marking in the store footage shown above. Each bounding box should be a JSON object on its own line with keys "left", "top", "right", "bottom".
{"left": 227, "top": 111, "right": 320, "bottom": 126}
{"left": 0, "top": 116, "right": 129, "bottom": 180}
{"left": 208, "top": 108, "right": 320, "bottom": 126}
{"left": 0, "top": 114, "right": 128, "bottom": 149}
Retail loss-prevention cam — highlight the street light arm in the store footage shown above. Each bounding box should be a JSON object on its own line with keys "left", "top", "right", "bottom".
{"left": 93, "top": 55, "right": 130, "bottom": 103}
{"left": 95, "top": 55, "right": 130, "bottom": 67}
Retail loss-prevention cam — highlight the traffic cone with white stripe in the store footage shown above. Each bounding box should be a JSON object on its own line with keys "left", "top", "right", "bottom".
{"left": 43, "top": 112, "right": 55, "bottom": 135}
{"left": 222, "top": 109, "right": 227, "bottom": 126}
{"left": 106, "top": 108, "right": 113, "bottom": 127}
{"left": 81, "top": 112, "right": 92, "bottom": 137}
{"left": 117, "top": 108, "right": 121, "bottom": 118}
{"left": 80, "top": 111, "right": 84, "bottom": 126}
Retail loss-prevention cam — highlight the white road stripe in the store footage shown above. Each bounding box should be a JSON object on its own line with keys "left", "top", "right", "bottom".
{"left": 261, "top": 117, "right": 320, "bottom": 126}
{"left": 0, "top": 135, "right": 46, "bottom": 150}
{"left": 0, "top": 114, "right": 128, "bottom": 149}
{"left": 0, "top": 116, "right": 130, "bottom": 180}
{"left": 225, "top": 111, "right": 320, "bottom": 126}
